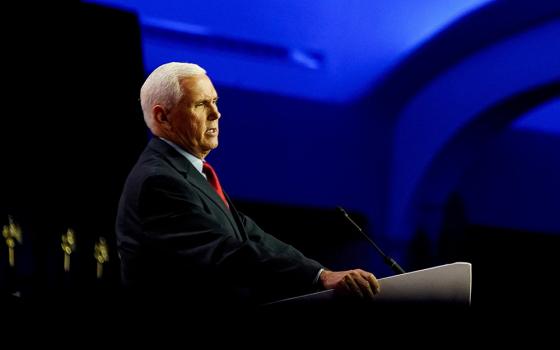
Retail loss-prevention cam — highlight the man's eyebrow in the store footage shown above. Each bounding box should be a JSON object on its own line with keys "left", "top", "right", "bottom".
{"left": 195, "top": 96, "right": 218, "bottom": 103}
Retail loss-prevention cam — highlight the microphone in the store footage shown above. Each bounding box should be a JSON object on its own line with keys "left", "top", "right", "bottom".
{"left": 337, "top": 206, "right": 405, "bottom": 275}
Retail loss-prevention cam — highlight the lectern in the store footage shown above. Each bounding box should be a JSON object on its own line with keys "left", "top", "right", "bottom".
{"left": 264, "top": 262, "right": 472, "bottom": 307}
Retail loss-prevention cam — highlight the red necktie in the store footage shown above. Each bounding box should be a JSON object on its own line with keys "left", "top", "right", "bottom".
{"left": 202, "top": 161, "right": 230, "bottom": 209}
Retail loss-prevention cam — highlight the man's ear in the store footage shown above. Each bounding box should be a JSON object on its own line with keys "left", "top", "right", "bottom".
{"left": 153, "top": 105, "right": 172, "bottom": 130}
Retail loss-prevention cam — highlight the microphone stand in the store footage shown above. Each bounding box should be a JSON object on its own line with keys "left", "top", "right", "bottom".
{"left": 337, "top": 207, "right": 405, "bottom": 275}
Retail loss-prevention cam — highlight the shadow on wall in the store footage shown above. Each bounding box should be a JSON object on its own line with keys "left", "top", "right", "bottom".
{"left": 233, "top": 201, "right": 389, "bottom": 275}
{"left": 407, "top": 191, "right": 560, "bottom": 311}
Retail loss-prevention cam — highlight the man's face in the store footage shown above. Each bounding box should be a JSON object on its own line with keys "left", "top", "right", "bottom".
{"left": 168, "top": 74, "right": 221, "bottom": 159}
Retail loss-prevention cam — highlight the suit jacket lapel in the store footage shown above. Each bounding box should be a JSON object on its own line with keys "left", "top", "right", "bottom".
{"left": 187, "top": 173, "right": 234, "bottom": 221}
{"left": 224, "top": 192, "right": 248, "bottom": 241}
{"left": 148, "top": 138, "right": 241, "bottom": 237}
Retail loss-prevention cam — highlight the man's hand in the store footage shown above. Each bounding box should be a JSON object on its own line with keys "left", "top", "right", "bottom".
{"left": 320, "top": 269, "right": 380, "bottom": 299}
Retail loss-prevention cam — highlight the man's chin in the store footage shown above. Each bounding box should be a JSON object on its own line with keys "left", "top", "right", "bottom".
{"left": 202, "top": 143, "right": 218, "bottom": 154}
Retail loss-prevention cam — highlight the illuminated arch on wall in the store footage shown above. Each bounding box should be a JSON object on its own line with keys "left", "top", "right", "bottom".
{"left": 378, "top": 3, "right": 560, "bottom": 246}
{"left": 410, "top": 83, "right": 560, "bottom": 241}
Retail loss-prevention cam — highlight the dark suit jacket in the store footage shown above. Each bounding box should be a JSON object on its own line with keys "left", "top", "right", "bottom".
{"left": 116, "top": 138, "right": 323, "bottom": 308}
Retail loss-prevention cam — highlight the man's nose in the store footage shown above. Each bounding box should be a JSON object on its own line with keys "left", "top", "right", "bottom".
{"left": 208, "top": 103, "right": 220, "bottom": 120}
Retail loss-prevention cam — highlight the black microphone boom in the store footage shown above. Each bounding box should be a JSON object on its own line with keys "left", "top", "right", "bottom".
{"left": 337, "top": 206, "right": 405, "bottom": 275}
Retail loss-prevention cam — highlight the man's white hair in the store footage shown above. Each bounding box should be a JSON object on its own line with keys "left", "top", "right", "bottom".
{"left": 140, "top": 62, "right": 207, "bottom": 130}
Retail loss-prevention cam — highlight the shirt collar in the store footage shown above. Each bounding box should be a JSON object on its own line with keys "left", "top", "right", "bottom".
{"left": 159, "top": 137, "right": 204, "bottom": 175}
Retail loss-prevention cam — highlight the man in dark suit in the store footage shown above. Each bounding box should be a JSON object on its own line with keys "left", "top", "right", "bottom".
{"left": 116, "top": 62, "right": 380, "bottom": 310}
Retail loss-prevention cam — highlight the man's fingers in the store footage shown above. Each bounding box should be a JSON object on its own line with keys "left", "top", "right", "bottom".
{"left": 334, "top": 270, "right": 380, "bottom": 299}
{"left": 360, "top": 278, "right": 376, "bottom": 299}
{"left": 344, "top": 275, "right": 363, "bottom": 298}
{"left": 365, "top": 273, "right": 381, "bottom": 294}
{"left": 350, "top": 273, "right": 375, "bottom": 299}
